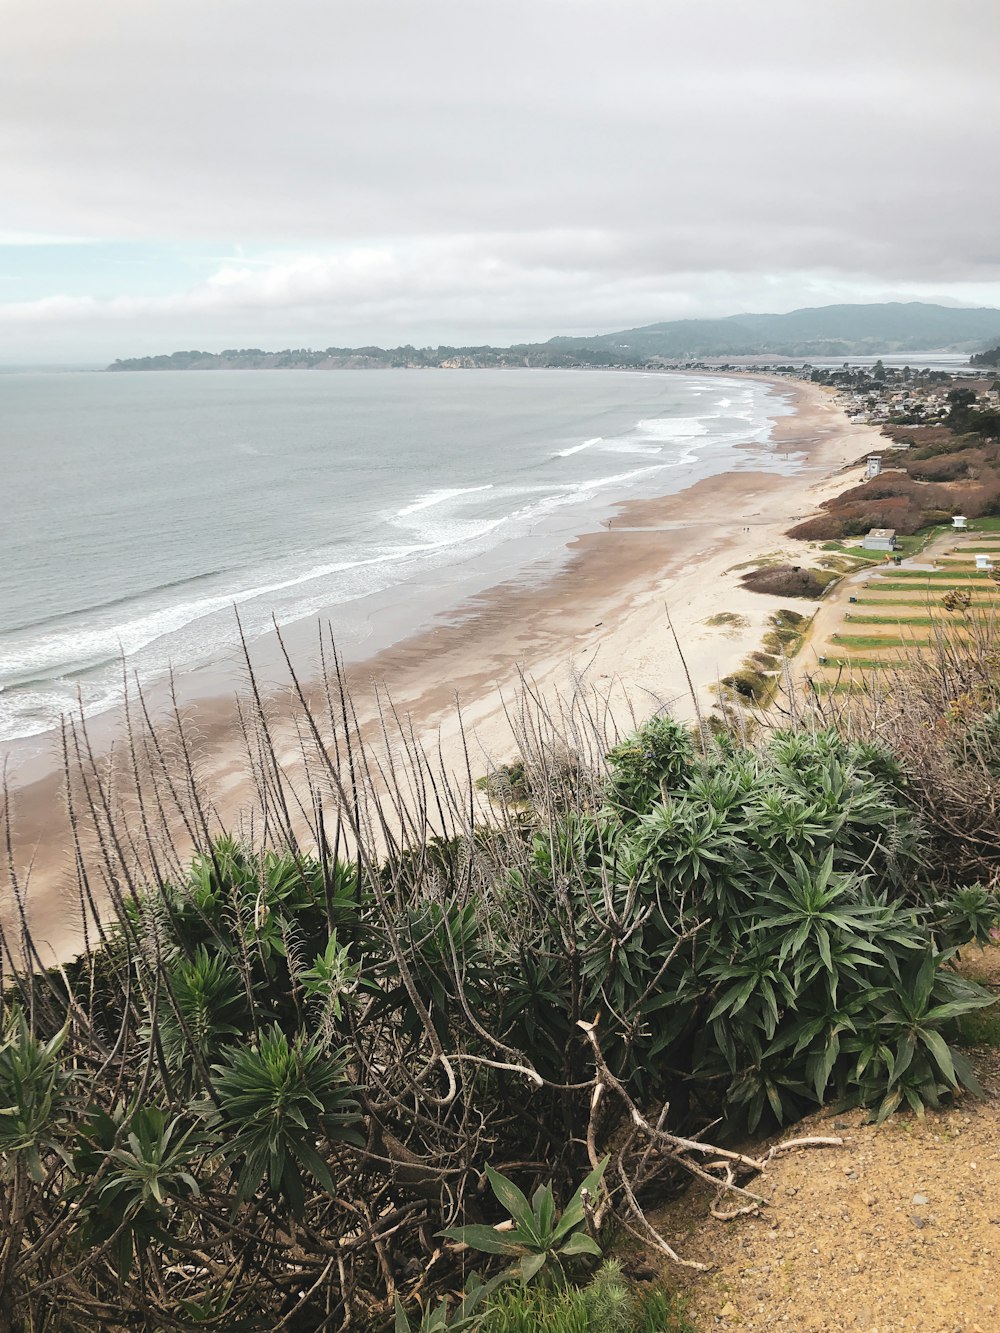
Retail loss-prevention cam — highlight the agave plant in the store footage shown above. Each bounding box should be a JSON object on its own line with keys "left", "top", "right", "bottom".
{"left": 0, "top": 1009, "right": 72, "bottom": 1183}
{"left": 930, "top": 882, "right": 1000, "bottom": 950}
{"left": 440, "top": 1159, "right": 607, "bottom": 1285}
{"left": 212, "top": 1023, "right": 363, "bottom": 1215}
{"left": 604, "top": 715, "right": 694, "bottom": 819}
{"left": 854, "top": 950, "right": 994, "bottom": 1120}
{"left": 156, "top": 945, "right": 246, "bottom": 1088}
{"left": 71, "top": 1105, "right": 203, "bottom": 1277}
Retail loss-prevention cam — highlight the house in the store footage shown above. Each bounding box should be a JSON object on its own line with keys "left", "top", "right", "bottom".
{"left": 866, "top": 456, "right": 883, "bottom": 479}
{"left": 862, "top": 528, "right": 898, "bottom": 552}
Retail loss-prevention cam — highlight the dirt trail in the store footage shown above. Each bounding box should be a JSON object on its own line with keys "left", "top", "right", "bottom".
{"left": 651, "top": 946, "right": 1000, "bottom": 1331}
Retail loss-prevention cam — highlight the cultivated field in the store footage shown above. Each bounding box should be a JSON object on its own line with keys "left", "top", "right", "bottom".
{"left": 800, "top": 519, "right": 1000, "bottom": 695}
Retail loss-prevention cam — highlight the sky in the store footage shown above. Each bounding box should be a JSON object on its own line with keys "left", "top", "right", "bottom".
{"left": 2, "top": 0, "right": 1000, "bottom": 363}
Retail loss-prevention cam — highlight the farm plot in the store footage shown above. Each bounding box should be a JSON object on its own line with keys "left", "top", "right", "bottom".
{"left": 800, "top": 524, "right": 1000, "bottom": 695}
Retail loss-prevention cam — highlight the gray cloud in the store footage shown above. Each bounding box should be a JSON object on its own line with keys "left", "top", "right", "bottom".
{"left": 2, "top": 0, "right": 999, "bottom": 359}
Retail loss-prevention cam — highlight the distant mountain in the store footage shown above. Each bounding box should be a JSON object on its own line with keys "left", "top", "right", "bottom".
{"left": 548, "top": 303, "right": 1000, "bottom": 359}
{"left": 107, "top": 302, "right": 1000, "bottom": 371}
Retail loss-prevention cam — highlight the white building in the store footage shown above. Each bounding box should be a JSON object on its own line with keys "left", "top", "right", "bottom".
{"left": 862, "top": 528, "right": 898, "bottom": 552}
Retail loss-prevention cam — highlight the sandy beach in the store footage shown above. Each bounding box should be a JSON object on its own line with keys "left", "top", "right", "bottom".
{"left": 0, "top": 377, "right": 884, "bottom": 964}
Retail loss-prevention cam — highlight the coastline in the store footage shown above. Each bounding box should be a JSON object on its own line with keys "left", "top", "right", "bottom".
{"left": 0, "top": 377, "right": 884, "bottom": 963}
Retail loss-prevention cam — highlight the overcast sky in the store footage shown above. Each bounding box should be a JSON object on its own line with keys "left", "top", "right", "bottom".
{"left": 3, "top": 0, "right": 999, "bottom": 362}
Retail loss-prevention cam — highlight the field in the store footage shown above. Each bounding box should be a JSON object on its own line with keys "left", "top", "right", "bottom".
{"left": 800, "top": 520, "right": 1000, "bottom": 694}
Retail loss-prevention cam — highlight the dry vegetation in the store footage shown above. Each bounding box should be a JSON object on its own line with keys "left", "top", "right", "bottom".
{"left": 789, "top": 421, "right": 1000, "bottom": 543}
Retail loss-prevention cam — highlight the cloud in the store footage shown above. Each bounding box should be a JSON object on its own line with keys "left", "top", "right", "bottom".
{"left": 2, "top": 0, "right": 999, "bottom": 357}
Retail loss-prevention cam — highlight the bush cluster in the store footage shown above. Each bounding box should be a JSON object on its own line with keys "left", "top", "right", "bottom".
{"left": 1, "top": 703, "right": 996, "bottom": 1328}
{"left": 740, "top": 565, "right": 835, "bottom": 598}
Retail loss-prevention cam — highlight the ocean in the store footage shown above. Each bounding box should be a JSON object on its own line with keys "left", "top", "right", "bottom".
{"left": 0, "top": 368, "right": 794, "bottom": 747}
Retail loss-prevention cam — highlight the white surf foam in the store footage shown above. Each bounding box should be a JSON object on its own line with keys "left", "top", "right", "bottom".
{"left": 0, "top": 546, "right": 432, "bottom": 689}
{"left": 395, "top": 484, "right": 494, "bottom": 518}
{"left": 554, "top": 437, "right": 602, "bottom": 458}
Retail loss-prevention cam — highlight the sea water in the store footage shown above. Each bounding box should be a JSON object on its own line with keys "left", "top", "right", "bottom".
{"left": 0, "top": 368, "right": 793, "bottom": 745}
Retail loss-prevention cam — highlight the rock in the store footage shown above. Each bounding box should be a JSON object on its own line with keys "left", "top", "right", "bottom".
{"left": 912, "top": 1193, "right": 929, "bottom": 1205}
{"left": 910, "top": 1214, "right": 929, "bottom": 1229}
{"left": 862, "top": 1193, "right": 875, "bottom": 1207}
{"left": 720, "top": 1301, "right": 739, "bottom": 1319}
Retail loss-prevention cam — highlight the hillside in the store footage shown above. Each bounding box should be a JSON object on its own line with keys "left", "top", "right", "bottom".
{"left": 106, "top": 302, "right": 1000, "bottom": 371}
{"left": 550, "top": 302, "right": 1000, "bottom": 360}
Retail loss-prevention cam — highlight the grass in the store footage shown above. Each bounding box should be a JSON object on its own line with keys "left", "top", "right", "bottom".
{"left": 813, "top": 657, "right": 912, "bottom": 671}
{"left": 480, "top": 1278, "right": 695, "bottom": 1333}
{"left": 954, "top": 1005, "right": 1000, "bottom": 1049}
{"left": 726, "top": 552, "right": 787, "bottom": 573}
{"left": 813, "top": 554, "right": 877, "bottom": 574}
{"left": 844, "top": 615, "right": 946, "bottom": 626}
{"left": 807, "top": 680, "right": 878, "bottom": 695}
{"left": 830, "top": 635, "right": 934, "bottom": 650}
{"left": 875, "top": 569, "right": 995, "bottom": 580}
{"left": 864, "top": 581, "right": 995, "bottom": 592}
{"left": 853, "top": 596, "right": 1000, "bottom": 606}
{"left": 760, "top": 607, "right": 809, "bottom": 658}
{"left": 834, "top": 526, "right": 948, "bottom": 562}
{"left": 704, "top": 611, "right": 749, "bottom": 628}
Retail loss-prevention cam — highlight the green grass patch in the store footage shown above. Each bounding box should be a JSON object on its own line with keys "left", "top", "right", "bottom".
{"left": 954, "top": 1004, "right": 1000, "bottom": 1049}
{"left": 760, "top": 607, "right": 809, "bottom": 657}
{"left": 864, "top": 580, "right": 993, "bottom": 592}
{"left": 806, "top": 680, "right": 877, "bottom": 695}
{"left": 814, "top": 553, "right": 879, "bottom": 573}
{"left": 704, "top": 611, "right": 749, "bottom": 628}
{"left": 968, "top": 516, "right": 1000, "bottom": 532}
{"left": 836, "top": 526, "right": 947, "bottom": 562}
{"left": 853, "top": 596, "right": 1000, "bottom": 606}
{"left": 830, "top": 635, "right": 934, "bottom": 650}
{"left": 816, "top": 657, "right": 911, "bottom": 670}
{"left": 481, "top": 1271, "right": 695, "bottom": 1333}
{"left": 844, "top": 615, "right": 942, "bottom": 626}
{"left": 876, "top": 569, "right": 994, "bottom": 580}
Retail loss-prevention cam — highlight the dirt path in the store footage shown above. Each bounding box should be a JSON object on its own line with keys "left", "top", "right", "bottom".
{"left": 649, "top": 946, "right": 1000, "bottom": 1331}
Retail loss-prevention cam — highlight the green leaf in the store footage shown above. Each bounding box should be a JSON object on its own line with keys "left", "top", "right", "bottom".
{"left": 520, "top": 1250, "right": 547, "bottom": 1285}
{"left": 438, "top": 1224, "right": 519, "bottom": 1256}
{"left": 394, "top": 1294, "right": 412, "bottom": 1333}
{"left": 552, "top": 1157, "right": 607, "bottom": 1243}
{"left": 558, "top": 1231, "right": 602, "bottom": 1258}
{"left": 918, "top": 1028, "right": 957, "bottom": 1087}
{"left": 485, "top": 1164, "right": 536, "bottom": 1237}
{"left": 532, "top": 1183, "right": 555, "bottom": 1240}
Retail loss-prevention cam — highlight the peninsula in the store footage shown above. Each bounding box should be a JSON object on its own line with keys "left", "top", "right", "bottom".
{"left": 106, "top": 300, "right": 1000, "bottom": 371}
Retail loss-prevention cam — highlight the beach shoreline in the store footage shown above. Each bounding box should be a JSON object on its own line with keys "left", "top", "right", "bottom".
{"left": 0, "top": 375, "right": 885, "bottom": 963}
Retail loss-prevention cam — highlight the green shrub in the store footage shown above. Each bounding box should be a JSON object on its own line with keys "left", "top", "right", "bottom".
{"left": 441, "top": 1160, "right": 606, "bottom": 1285}
{"left": 3, "top": 693, "right": 997, "bottom": 1327}
{"left": 480, "top": 1262, "right": 692, "bottom": 1332}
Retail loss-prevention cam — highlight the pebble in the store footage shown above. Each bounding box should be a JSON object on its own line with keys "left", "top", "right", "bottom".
{"left": 719, "top": 1301, "right": 738, "bottom": 1319}
{"left": 862, "top": 1192, "right": 875, "bottom": 1206}
{"left": 910, "top": 1214, "right": 928, "bottom": 1229}
{"left": 912, "top": 1192, "right": 929, "bottom": 1205}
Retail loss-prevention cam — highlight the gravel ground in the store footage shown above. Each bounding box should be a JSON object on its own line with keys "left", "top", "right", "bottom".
{"left": 652, "top": 946, "right": 1000, "bottom": 1332}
